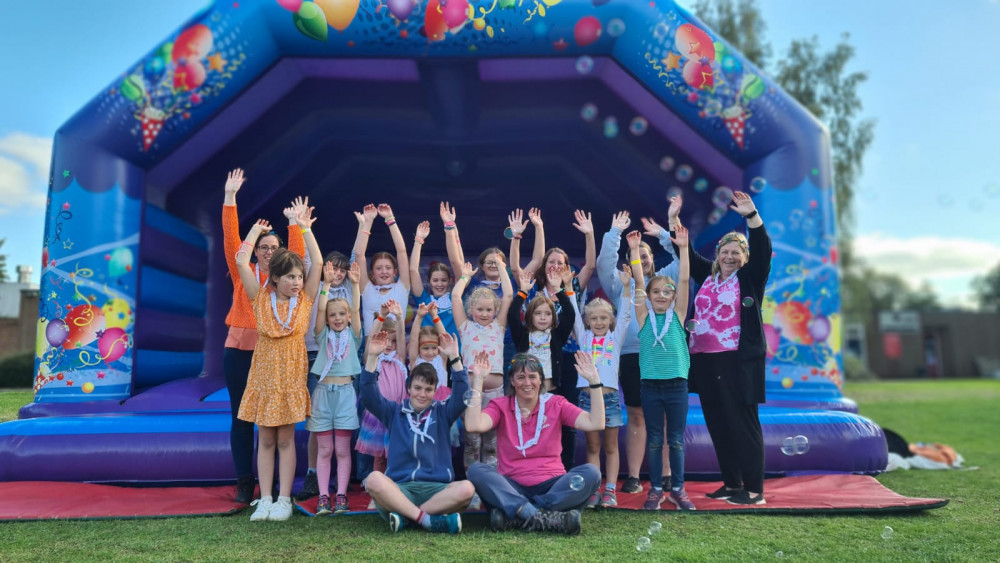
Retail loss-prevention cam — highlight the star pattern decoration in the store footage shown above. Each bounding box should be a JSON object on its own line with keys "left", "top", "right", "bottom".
{"left": 208, "top": 53, "right": 227, "bottom": 72}
{"left": 62, "top": 170, "right": 70, "bottom": 178}
{"left": 62, "top": 240, "right": 74, "bottom": 250}
{"left": 662, "top": 52, "right": 681, "bottom": 71}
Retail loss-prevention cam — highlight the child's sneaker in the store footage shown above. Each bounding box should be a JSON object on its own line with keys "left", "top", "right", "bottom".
{"left": 642, "top": 489, "right": 666, "bottom": 510}
{"left": 600, "top": 489, "right": 618, "bottom": 507}
{"left": 668, "top": 488, "right": 696, "bottom": 511}
{"left": 585, "top": 492, "right": 600, "bottom": 509}
{"left": 367, "top": 498, "right": 377, "bottom": 510}
{"left": 621, "top": 476, "right": 642, "bottom": 494}
{"left": 315, "top": 495, "right": 332, "bottom": 515}
{"left": 334, "top": 494, "right": 350, "bottom": 514}
{"left": 249, "top": 497, "right": 272, "bottom": 522}
{"left": 469, "top": 493, "right": 482, "bottom": 510}
{"left": 388, "top": 512, "right": 408, "bottom": 533}
{"left": 269, "top": 496, "right": 293, "bottom": 521}
{"left": 427, "top": 513, "right": 462, "bottom": 534}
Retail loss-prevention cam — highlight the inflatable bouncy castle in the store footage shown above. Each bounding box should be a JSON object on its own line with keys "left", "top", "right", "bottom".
{"left": 0, "top": 0, "right": 886, "bottom": 483}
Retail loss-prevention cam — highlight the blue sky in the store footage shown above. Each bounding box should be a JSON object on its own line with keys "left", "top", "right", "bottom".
{"left": 1, "top": 0, "right": 997, "bottom": 306}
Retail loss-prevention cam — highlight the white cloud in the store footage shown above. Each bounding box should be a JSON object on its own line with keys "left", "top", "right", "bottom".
{"left": 0, "top": 132, "right": 51, "bottom": 214}
{"left": 854, "top": 233, "right": 1000, "bottom": 308}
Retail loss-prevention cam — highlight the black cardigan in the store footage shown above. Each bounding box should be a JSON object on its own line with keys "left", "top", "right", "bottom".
{"left": 508, "top": 290, "right": 576, "bottom": 386}
{"left": 686, "top": 224, "right": 772, "bottom": 404}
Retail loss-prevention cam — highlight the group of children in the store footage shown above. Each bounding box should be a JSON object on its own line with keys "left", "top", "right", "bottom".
{"left": 231, "top": 178, "right": 696, "bottom": 521}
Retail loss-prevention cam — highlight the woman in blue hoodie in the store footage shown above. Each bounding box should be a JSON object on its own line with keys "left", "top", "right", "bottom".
{"left": 360, "top": 331, "right": 474, "bottom": 534}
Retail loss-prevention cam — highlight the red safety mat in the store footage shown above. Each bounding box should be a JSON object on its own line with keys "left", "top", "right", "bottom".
{"left": 0, "top": 482, "right": 245, "bottom": 521}
{"left": 0, "top": 475, "right": 946, "bottom": 521}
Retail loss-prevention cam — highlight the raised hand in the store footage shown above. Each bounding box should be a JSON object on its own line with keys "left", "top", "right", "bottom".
{"left": 363, "top": 204, "right": 378, "bottom": 223}
{"left": 387, "top": 300, "right": 404, "bottom": 318}
{"left": 558, "top": 264, "right": 575, "bottom": 288}
{"left": 377, "top": 203, "right": 394, "bottom": 220}
{"left": 368, "top": 331, "right": 389, "bottom": 358}
{"left": 517, "top": 270, "right": 535, "bottom": 292}
{"left": 671, "top": 224, "right": 690, "bottom": 248}
{"left": 626, "top": 230, "right": 642, "bottom": 250}
{"left": 730, "top": 191, "right": 757, "bottom": 217}
{"left": 427, "top": 301, "right": 439, "bottom": 317}
{"left": 528, "top": 207, "right": 543, "bottom": 228}
{"left": 225, "top": 168, "right": 246, "bottom": 194}
{"left": 439, "top": 332, "right": 460, "bottom": 360}
{"left": 415, "top": 221, "right": 431, "bottom": 242}
{"left": 461, "top": 261, "right": 479, "bottom": 279}
{"left": 667, "top": 194, "right": 684, "bottom": 223}
{"left": 347, "top": 261, "right": 360, "bottom": 284}
{"left": 572, "top": 210, "right": 593, "bottom": 235}
{"left": 323, "top": 261, "right": 336, "bottom": 283}
{"left": 640, "top": 217, "right": 663, "bottom": 237}
{"left": 440, "top": 201, "right": 457, "bottom": 224}
{"left": 470, "top": 350, "right": 491, "bottom": 382}
{"left": 250, "top": 219, "right": 272, "bottom": 237}
{"left": 574, "top": 350, "right": 601, "bottom": 386}
{"left": 611, "top": 211, "right": 631, "bottom": 231}
{"left": 416, "top": 303, "right": 429, "bottom": 317}
{"left": 618, "top": 263, "right": 633, "bottom": 286}
{"left": 354, "top": 211, "right": 365, "bottom": 225}
{"left": 508, "top": 209, "right": 528, "bottom": 236}
{"left": 285, "top": 196, "right": 307, "bottom": 221}
{"left": 295, "top": 204, "right": 316, "bottom": 229}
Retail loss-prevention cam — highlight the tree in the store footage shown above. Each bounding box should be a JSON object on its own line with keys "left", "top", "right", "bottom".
{"left": 0, "top": 239, "right": 8, "bottom": 283}
{"left": 972, "top": 261, "right": 1000, "bottom": 312}
{"left": 692, "top": 0, "right": 771, "bottom": 68}
{"left": 841, "top": 264, "right": 941, "bottom": 324}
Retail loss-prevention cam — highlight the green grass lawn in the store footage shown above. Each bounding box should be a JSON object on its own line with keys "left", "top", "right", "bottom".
{"left": 1, "top": 380, "right": 998, "bottom": 562}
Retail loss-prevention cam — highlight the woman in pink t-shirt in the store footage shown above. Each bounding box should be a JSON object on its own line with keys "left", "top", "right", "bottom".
{"left": 683, "top": 191, "right": 772, "bottom": 506}
{"left": 463, "top": 352, "right": 606, "bottom": 535}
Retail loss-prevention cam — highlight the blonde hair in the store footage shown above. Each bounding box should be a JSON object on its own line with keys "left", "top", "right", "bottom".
{"left": 583, "top": 297, "right": 616, "bottom": 330}
{"left": 466, "top": 287, "right": 500, "bottom": 313}
{"left": 417, "top": 326, "right": 440, "bottom": 347}
{"left": 325, "top": 297, "right": 350, "bottom": 316}
{"left": 524, "top": 295, "right": 558, "bottom": 331}
{"left": 711, "top": 231, "right": 749, "bottom": 277}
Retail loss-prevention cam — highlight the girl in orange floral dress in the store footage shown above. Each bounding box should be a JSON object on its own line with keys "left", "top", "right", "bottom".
{"left": 235, "top": 204, "right": 322, "bottom": 522}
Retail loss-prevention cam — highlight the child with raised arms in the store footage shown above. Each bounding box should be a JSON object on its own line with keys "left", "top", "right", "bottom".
{"left": 356, "top": 300, "right": 408, "bottom": 477}
{"left": 409, "top": 302, "right": 452, "bottom": 402}
{"left": 356, "top": 204, "right": 410, "bottom": 335}
{"left": 410, "top": 220, "right": 458, "bottom": 338}
{"left": 507, "top": 269, "right": 575, "bottom": 393}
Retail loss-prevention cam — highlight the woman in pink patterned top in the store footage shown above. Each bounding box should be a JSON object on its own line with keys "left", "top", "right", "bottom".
{"left": 683, "top": 191, "right": 772, "bottom": 507}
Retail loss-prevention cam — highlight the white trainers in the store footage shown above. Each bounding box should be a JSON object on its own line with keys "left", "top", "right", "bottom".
{"left": 469, "top": 493, "right": 482, "bottom": 511}
{"left": 269, "top": 496, "right": 293, "bottom": 521}
{"left": 249, "top": 497, "right": 272, "bottom": 522}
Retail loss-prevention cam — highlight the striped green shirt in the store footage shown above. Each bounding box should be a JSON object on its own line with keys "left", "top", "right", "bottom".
{"left": 638, "top": 311, "right": 690, "bottom": 380}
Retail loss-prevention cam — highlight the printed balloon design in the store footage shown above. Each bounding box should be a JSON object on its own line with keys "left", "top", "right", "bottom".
{"left": 171, "top": 25, "right": 213, "bottom": 62}
{"left": 773, "top": 301, "right": 812, "bottom": 346}
{"left": 294, "top": 1, "right": 329, "bottom": 41}
{"left": 424, "top": 0, "right": 449, "bottom": 41}
{"left": 173, "top": 59, "right": 207, "bottom": 92}
{"left": 674, "top": 24, "right": 715, "bottom": 62}
{"left": 45, "top": 317, "right": 70, "bottom": 348}
{"left": 102, "top": 298, "right": 134, "bottom": 330}
{"left": 108, "top": 247, "right": 134, "bottom": 278}
{"left": 574, "top": 16, "right": 602, "bottom": 47}
{"left": 277, "top": 0, "right": 304, "bottom": 11}
{"left": 387, "top": 0, "right": 415, "bottom": 20}
{"left": 98, "top": 328, "right": 130, "bottom": 364}
{"left": 62, "top": 305, "right": 106, "bottom": 350}
{"left": 315, "top": 0, "right": 361, "bottom": 32}
{"left": 763, "top": 323, "right": 780, "bottom": 358}
{"left": 807, "top": 315, "right": 831, "bottom": 343}
{"left": 440, "top": 0, "right": 469, "bottom": 28}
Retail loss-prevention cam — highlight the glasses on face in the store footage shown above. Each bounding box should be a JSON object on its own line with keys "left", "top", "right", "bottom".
{"left": 649, "top": 288, "right": 676, "bottom": 297}
{"left": 257, "top": 245, "right": 280, "bottom": 253}
{"left": 482, "top": 261, "right": 498, "bottom": 267}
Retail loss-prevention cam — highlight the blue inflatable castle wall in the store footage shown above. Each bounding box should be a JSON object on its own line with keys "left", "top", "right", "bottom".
{"left": 0, "top": 0, "right": 885, "bottom": 482}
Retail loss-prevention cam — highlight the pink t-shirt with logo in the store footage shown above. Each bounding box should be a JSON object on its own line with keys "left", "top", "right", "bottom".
{"left": 689, "top": 272, "right": 742, "bottom": 354}
{"left": 483, "top": 395, "right": 583, "bottom": 486}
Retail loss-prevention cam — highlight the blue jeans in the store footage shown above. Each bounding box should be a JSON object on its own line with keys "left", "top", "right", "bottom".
{"left": 467, "top": 462, "right": 600, "bottom": 519}
{"left": 641, "top": 378, "right": 689, "bottom": 490}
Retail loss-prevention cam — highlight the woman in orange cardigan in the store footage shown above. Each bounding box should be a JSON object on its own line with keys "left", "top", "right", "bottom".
{"left": 222, "top": 168, "right": 305, "bottom": 503}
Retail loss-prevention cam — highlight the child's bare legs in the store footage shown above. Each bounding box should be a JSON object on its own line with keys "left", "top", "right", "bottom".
{"left": 257, "top": 426, "right": 277, "bottom": 500}
{"left": 604, "top": 427, "right": 620, "bottom": 488}
{"left": 276, "top": 424, "right": 296, "bottom": 498}
{"left": 585, "top": 430, "right": 603, "bottom": 481}
{"left": 308, "top": 432, "right": 318, "bottom": 473}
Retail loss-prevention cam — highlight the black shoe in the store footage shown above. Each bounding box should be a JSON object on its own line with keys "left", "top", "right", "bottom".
{"left": 621, "top": 477, "right": 642, "bottom": 494}
{"left": 522, "top": 509, "right": 582, "bottom": 535}
{"left": 490, "top": 508, "right": 516, "bottom": 532}
{"left": 235, "top": 476, "right": 255, "bottom": 505}
{"left": 296, "top": 472, "right": 319, "bottom": 501}
{"left": 706, "top": 485, "right": 741, "bottom": 500}
{"left": 663, "top": 475, "right": 672, "bottom": 491}
{"left": 726, "top": 490, "right": 766, "bottom": 506}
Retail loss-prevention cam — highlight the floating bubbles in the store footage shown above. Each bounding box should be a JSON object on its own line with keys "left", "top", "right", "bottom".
{"left": 769, "top": 221, "right": 785, "bottom": 239}
{"left": 675, "top": 164, "right": 693, "bottom": 182}
{"left": 629, "top": 117, "right": 648, "bottom": 136}
{"left": 667, "top": 186, "right": 683, "bottom": 200}
{"left": 685, "top": 319, "right": 698, "bottom": 332}
{"left": 519, "top": 407, "right": 531, "bottom": 419}
{"left": 693, "top": 178, "right": 708, "bottom": 192}
{"left": 603, "top": 116, "right": 619, "bottom": 138}
{"left": 569, "top": 474, "right": 586, "bottom": 491}
{"left": 607, "top": 18, "right": 626, "bottom": 37}
{"left": 805, "top": 236, "right": 817, "bottom": 248}
{"left": 750, "top": 176, "right": 767, "bottom": 193}
{"left": 776, "top": 551, "right": 784, "bottom": 558}
{"left": 462, "top": 389, "right": 481, "bottom": 407}
{"left": 504, "top": 227, "right": 515, "bottom": 240}
{"left": 575, "top": 55, "right": 594, "bottom": 74}
{"left": 781, "top": 436, "right": 796, "bottom": 456}
{"left": 712, "top": 186, "right": 734, "bottom": 208}
{"left": 881, "top": 526, "right": 894, "bottom": 540}
{"left": 653, "top": 22, "right": 669, "bottom": 39}
{"left": 659, "top": 156, "right": 675, "bottom": 172}
{"left": 707, "top": 208, "right": 725, "bottom": 225}
{"left": 581, "top": 103, "right": 599, "bottom": 122}
{"left": 648, "top": 521, "right": 662, "bottom": 535}
{"left": 742, "top": 296, "right": 755, "bottom": 308}
{"left": 793, "top": 434, "right": 809, "bottom": 454}
{"left": 637, "top": 536, "right": 652, "bottom": 552}
{"left": 801, "top": 217, "right": 816, "bottom": 231}
{"left": 985, "top": 183, "right": 1000, "bottom": 198}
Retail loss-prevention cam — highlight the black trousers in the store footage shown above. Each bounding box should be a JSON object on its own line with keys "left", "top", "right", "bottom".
{"left": 556, "top": 351, "right": 579, "bottom": 471}
{"left": 692, "top": 352, "right": 765, "bottom": 494}
{"left": 223, "top": 347, "right": 256, "bottom": 479}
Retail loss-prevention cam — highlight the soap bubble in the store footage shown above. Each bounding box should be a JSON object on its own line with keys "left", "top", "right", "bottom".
{"left": 712, "top": 186, "right": 734, "bottom": 208}
{"left": 603, "top": 117, "right": 619, "bottom": 138}
{"left": 519, "top": 407, "right": 531, "bottom": 419}
{"left": 742, "top": 297, "right": 755, "bottom": 308}
{"left": 607, "top": 18, "right": 626, "bottom": 37}
{"left": 750, "top": 176, "right": 767, "bottom": 193}
{"left": 675, "top": 164, "right": 693, "bottom": 182}
{"left": 629, "top": 117, "right": 648, "bottom": 136}
{"left": 667, "top": 186, "right": 683, "bottom": 200}
{"left": 462, "top": 389, "right": 481, "bottom": 407}
{"left": 569, "top": 474, "right": 586, "bottom": 491}
{"left": 793, "top": 435, "right": 810, "bottom": 455}
{"left": 659, "top": 156, "right": 675, "bottom": 172}
{"left": 636, "top": 536, "right": 652, "bottom": 552}
{"left": 685, "top": 319, "right": 698, "bottom": 332}
{"left": 648, "top": 521, "right": 662, "bottom": 535}
{"left": 581, "top": 103, "right": 598, "bottom": 122}
{"left": 653, "top": 22, "right": 669, "bottom": 39}
{"left": 768, "top": 221, "right": 785, "bottom": 239}
{"left": 693, "top": 178, "right": 708, "bottom": 192}
{"left": 776, "top": 551, "right": 784, "bottom": 558}
{"left": 707, "top": 208, "right": 725, "bottom": 225}
{"left": 575, "top": 55, "right": 594, "bottom": 74}
{"left": 781, "top": 436, "right": 796, "bottom": 456}
{"left": 503, "top": 227, "right": 515, "bottom": 240}
{"left": 881, "top": 526, "right": 893, "bottom": 540}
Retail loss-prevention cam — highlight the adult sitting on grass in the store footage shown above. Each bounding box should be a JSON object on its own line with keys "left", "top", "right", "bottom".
{"left": 464, "top": 352, "right": 606, "bottom": 535}
{"left": 360, "top": 330, "right": 475, "bottom": 534}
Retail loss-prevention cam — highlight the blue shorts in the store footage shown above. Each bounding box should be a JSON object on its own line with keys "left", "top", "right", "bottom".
{"left": 306, "top": 382, "right": 360, "bottom": 432}
{"left": 578, "top": 389, "right": 624, "bottom": 428}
